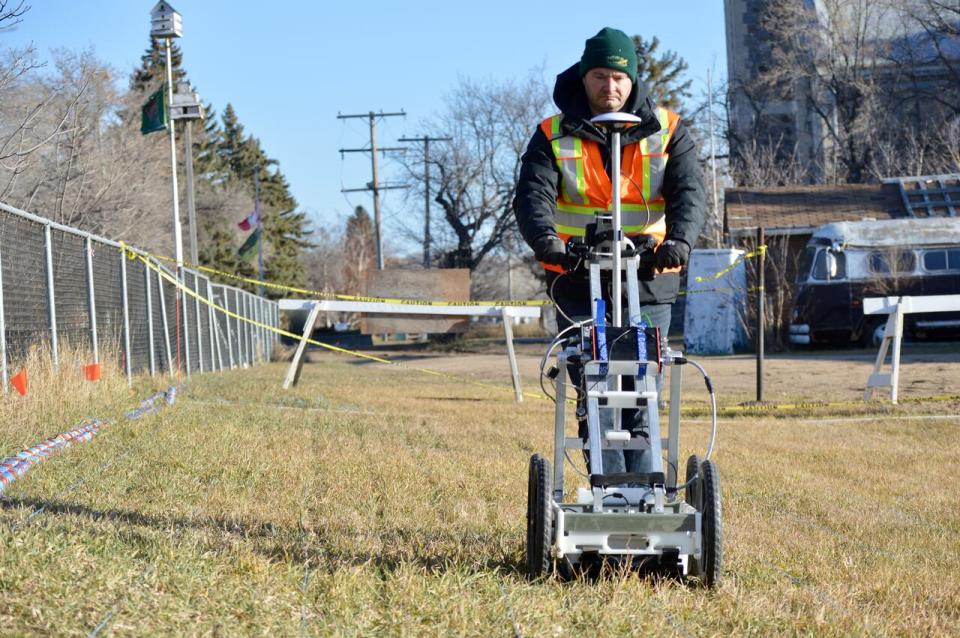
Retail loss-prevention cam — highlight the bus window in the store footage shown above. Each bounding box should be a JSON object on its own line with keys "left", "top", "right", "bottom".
{"left": 812, "top": 249, "right": 846, "bottom": 281}
{"left": 797, "top": 247, "right": 816, "bottom": 283}
{"left": 948, "top": 249, "right": 960, "bottom": 271}
{"left": 924, "top": 250, "right": 947, "bottom": 271}
{"left": 869, "top": 250, "right": 915, "bottom": 274}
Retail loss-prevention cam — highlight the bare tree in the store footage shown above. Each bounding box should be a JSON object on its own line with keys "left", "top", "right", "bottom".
{"left": 401, "top": 73, "right": 550, "bottom": 271}
{"left": 899, "top": 0, "right": 960, "bottom": 115}
{"left": 0, "top": 50, "right": 178, "bottom": 251}
{"left": 301, "top": 226, "right": 351, "bottom": 327}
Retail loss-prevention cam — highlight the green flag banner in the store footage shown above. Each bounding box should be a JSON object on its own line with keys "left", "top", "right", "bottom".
{"left": 141, "top": 87, "right": 167, "bottom": 135}
{"left": 238, "top": 228, "right": 261, "bottom": 260}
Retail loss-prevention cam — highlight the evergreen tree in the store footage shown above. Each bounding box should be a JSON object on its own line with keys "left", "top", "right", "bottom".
{"left": 216, "top": 103, "right": 312, "bottom": 296}
{"left": 632, "top": 35, "right": 692, "bottom": 111}
{"left": 192, "top": 102, "right": 228, "bottom": 181}
{"left": 130, "top": 37, "right": 186, "bottom": 94}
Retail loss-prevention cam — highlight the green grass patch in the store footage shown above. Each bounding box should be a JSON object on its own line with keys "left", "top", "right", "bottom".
{"left": 0, "top": 357, "right": 957, "bottom": 636}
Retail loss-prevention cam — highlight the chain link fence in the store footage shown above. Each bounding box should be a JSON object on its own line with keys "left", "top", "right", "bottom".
{"left": 0, "top": 202, "right": 279, "bottom": 390}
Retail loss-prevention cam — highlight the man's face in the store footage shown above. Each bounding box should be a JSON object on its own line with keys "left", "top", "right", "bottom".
{"left": 582, "top": 68, "right": 633, "bottom": 114}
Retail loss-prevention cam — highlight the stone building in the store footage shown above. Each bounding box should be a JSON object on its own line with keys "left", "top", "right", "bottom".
{"left": 724, "top": 0, "right": 960, "bottom": 183}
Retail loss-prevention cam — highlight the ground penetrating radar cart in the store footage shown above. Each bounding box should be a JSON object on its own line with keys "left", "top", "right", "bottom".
{"left": 527, "top": 112, "right": 722, "bottom": 586}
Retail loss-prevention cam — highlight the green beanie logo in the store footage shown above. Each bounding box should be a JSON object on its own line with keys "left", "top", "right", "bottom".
{"left": 607, "top": 55, "right": 629, "bottom": 68}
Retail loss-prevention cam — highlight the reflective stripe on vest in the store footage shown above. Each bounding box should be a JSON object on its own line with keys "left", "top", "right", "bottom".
{"left": 538, "top": 107, "right": 680, "bottom": 273}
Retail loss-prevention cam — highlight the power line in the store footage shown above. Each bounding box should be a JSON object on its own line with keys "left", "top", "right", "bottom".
{"left": 337, "top": 110, "right": 408, "bottom": 270}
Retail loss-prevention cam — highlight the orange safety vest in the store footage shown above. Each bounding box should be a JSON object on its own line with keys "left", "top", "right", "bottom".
{"left": 539, "top": 106, "right": 681, "bottom": 273}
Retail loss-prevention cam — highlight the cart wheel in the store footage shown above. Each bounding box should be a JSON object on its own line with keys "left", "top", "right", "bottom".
{"left": 684, "top": 455, "right": 703, "bottom": 510}
{"left": 525, "top": 454, "right": 553, "bottom": 579}
{"left": 698, "top": 459, "right": 723, "bottom": 588}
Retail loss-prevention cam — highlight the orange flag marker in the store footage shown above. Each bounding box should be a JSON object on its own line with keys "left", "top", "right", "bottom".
{"left": 10, "top": 369, "right": 27, "bottom": 396}
{"left": 83, "top": 363, "right": 101, "bottom": 382}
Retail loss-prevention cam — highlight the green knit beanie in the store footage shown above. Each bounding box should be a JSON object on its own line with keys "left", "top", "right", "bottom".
{"left": 579, "top": 27, "right": 637, "bottom": 82}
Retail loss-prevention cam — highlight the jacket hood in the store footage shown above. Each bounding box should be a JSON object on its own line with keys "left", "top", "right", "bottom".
{"left": 552, "top": 63, "right": 659, "bottom": 138}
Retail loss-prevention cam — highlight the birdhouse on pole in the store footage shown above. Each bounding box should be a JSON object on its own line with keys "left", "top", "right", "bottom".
{"left": 150, "top": 1, "right": 182, "bottom": 38}
{"left": 170, "top": 82, "right": 205, "bottom": 121}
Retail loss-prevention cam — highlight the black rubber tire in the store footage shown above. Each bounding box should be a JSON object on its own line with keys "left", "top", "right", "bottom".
{"left": 859, "top": 317, "right": 887, "bottom": 348}
{"left": 525, "top": 454, "right": 553, "bottom": 579}
{"left": 684, "top": 455, "right": 703, "bottom": 510}
{"left": 684, "top": 455, "right": 704, "bottom": 579}
{"left": 699, "top": 459, "right": 723, "bottom": 588}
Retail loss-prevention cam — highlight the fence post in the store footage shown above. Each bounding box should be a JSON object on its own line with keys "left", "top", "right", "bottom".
{"left": 249, "top": 294, "right": 256, "bottom": 364}
{"left": 242, "top": 292, "right": 250, "bottom": 365}
{"left": 145, "top": 259, "right": 156, "bottom": 376}
{"left": 267, "top": 299, "right": 274, "bottom": 360}
{"left": 194, "top": 272, "right": 204, "bottom": 373}
{"left": 254, "top": 295, "right": 267, "bottom": 361}
{"left": 44, "top": 224, "right": 59, "bottom": 367}
{"left": 249, "top": 293, "right": 256, "bottom": 364}
{"left": 266, "top": 301, "right": 272, "bottom": 360}
{"left": 85, "top": 237, "right": 99, "bottom": 365}
{"left": 236, "top": 290, "right": 242, "bottom": 366}
{"left": 207, "top": 283, "right": 221, "bottom": 372}
{"left": 242, "top": 292, "right": 249, "bottom": 365}
{"left": 0, "top": 246, "right": 7, "bottom": 395}
{"left": 181, "top": 270, "right": 191, "bottom": 377}
{"left": 120, "top": 248, "right": 132, "bottom": 386}
{"left": 756, "top": 226, "right": 765, "bottom": 403}
{"left": 156, "top": 268, "right": 174, "bottom": 376}
{"left": 223, "top": 286, "right": 237, "bottom": 368}
{"left": 250, "top": 293, "right": 258, "bottom": 363}
{"left": 222, "top": 287, "right": 235, "bottom": 369}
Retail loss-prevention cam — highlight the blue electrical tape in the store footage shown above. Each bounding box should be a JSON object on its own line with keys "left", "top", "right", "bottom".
{"left": 634, "top": 320, "right": 648, "bottom": 378}
{"left": 595, "top": 298, "right": 609, "bottom": 376}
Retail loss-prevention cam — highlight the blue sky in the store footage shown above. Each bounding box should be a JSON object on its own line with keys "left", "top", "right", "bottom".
{"left": 4, "top": 1, "right": 727, "bottom": 245}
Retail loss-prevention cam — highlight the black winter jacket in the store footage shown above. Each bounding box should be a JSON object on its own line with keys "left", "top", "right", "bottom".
{"left": 513, "top": 63, "right": 706, "bottom": 304}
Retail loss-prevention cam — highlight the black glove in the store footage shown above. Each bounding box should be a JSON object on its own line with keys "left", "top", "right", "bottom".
{"left": 533, "top": 235, "right": 567, "bottom": 266}
{"left": 655, "top": 239, "right": 691, "bottom": 270}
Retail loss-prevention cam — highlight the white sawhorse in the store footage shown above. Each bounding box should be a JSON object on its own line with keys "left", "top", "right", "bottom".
{"left": 278, "top": 299, "right": 542, "bottom": 402}
{"left": 863, "top": 294, "right": 960, "bottom": 403}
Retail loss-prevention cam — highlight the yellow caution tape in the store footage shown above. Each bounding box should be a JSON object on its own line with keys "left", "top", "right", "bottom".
{"left": 679, "top": 285, "right": 764, "bottom": 297}
{"left": 145, "top": 251, "right": 549, "bottom": 307}
{"left": 694, "top": 245, "right": 767, "bottom": 283}
{"left": 681, "top": 393, "right": 960, "bottom": 415}
{"left": 133, "top": 247, "right": 960, "bottom": 413}
{"left": 135, "top": 244, "right": 767, "bottom": 308}
{"left": 133, "top": 251, "right": 551, "bottom": 402}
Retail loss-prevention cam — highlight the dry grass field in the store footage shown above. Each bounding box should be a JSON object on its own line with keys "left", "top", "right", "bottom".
{"left": 0, "top": 342, "right": 958, "bottom": 636}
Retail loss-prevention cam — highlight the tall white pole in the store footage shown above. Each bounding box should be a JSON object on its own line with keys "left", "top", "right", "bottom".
{"left": 165, "top": 38, "right": 184, "bottom": 273}
{"left": 708, "top": 68, "right": 720, "bottom": 246}
{"left": 611, "top": 129, "right": 622, "bottom": 329}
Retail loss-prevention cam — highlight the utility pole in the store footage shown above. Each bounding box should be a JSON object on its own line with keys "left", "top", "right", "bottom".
{"left": 708, "top": 68, "right": 720, "bottom": 247}
{"left": 504, "top": 231, "right": 516, "bottom": 301}
{"left": 398, "top": 134, "right": 451, "bottom": 269}
{"left": 338, "top": 110, "right": 406, "bottom": 270}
